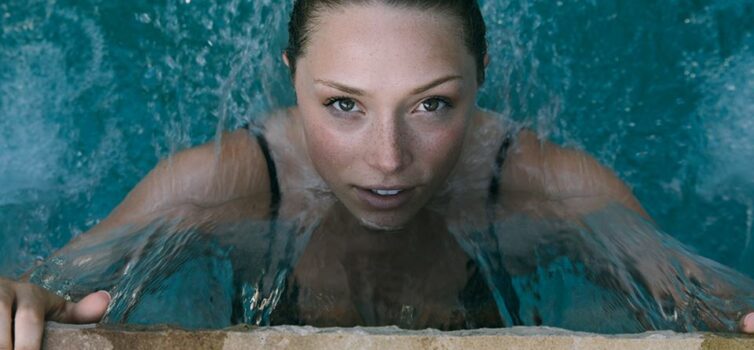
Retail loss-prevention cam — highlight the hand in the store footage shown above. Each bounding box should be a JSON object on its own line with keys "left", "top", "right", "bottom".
{"left": 743, "top": 312, "right": 754, "bottom": 333}
{"left": 0, "top": 277, "right": 110, "bottom": 350}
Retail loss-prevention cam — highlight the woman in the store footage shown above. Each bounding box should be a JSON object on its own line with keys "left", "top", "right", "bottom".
{"left": 2, "top": 0, "right": 753, "bottom": 348}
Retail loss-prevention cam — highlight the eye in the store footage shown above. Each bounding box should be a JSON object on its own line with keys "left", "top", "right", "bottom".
{"left": 415, "top": 97, "right": 451, "bottom": 113}
{"left": 325, "top": 97, "right": 362, "bottom": 113}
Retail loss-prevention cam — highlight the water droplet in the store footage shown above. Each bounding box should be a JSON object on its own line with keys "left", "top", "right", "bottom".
{"left": 136, "top": 13, "right": 151, "bottom": 24}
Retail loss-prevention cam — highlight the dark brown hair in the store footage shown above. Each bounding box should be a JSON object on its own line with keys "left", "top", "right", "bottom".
{"left": 285, "top": 0, "right": 488, "bottom": 84}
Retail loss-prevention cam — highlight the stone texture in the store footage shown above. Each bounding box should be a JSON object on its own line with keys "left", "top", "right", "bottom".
{"left": 702, "top": 333, "right": 754, "bottom": 350}
{"left": 41, "top": 323, "right": 754, "bottom": 350}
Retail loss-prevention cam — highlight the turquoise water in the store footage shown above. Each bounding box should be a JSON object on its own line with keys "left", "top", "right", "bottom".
{"left": 2, "top": 0, "right": 754, "bottom": 332}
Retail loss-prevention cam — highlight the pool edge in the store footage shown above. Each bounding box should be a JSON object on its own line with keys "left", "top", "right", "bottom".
{"left": 41, "top": 323, "right": 754, "bottom": 350}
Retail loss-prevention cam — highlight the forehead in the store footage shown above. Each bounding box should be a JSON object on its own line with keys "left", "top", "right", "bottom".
{"left": 299, "top": 3, "right": 475, "bottom": 87}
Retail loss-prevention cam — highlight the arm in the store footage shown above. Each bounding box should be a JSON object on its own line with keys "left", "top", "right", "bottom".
{"left": 2, "top": 129, "right": 272, "bottom": 349}
{"left": 498, "top": 129, "right": 649, "bottom": 220}
{"left": 63, "top": 129, "right": 272, "bottom": 243}
{"left": 27, "top": 129, "right": 273, "bottom": 291}
{"left": 497, "top": 129, "right": 754, "bottom": 332}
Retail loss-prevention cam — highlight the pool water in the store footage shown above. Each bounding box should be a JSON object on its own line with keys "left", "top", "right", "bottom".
{"left": 2, "top": 0, "right": 754, "bottom": 332}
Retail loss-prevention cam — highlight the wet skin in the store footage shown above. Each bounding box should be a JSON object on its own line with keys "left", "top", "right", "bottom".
{"left": 2, "top": 2, "right": 754, "bottom": 350}
{"left": 273, "top": 202, "right": 502, "bottom": 329}
{"left": 289, "top": 4, "right": 480, "bottom": 231}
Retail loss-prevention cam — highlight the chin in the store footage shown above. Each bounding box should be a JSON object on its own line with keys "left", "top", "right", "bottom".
{"left": 358, "top": 217, "right": 406, "bottom": 232}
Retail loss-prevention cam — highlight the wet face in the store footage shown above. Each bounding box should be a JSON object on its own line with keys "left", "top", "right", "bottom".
{"left": 289, "top": 3, "right": 480, "bottom": 231}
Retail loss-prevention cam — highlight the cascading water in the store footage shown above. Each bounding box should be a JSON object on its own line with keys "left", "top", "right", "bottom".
{"left": 2, "top": 0, "right": 754, "bottom": 332}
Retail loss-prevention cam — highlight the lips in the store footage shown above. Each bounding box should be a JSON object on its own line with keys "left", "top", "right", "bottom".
{"left": 354, "top": 186, "right": 414, "bottom": 210}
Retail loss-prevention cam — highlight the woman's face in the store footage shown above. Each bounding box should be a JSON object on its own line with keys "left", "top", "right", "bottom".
{"left": 290, "top": 3, "right": 481, "bottom": 230}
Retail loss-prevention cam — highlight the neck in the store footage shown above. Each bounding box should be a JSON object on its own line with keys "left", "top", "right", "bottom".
{"left": 327, "top": 202, "right": 440, "bottom": 250}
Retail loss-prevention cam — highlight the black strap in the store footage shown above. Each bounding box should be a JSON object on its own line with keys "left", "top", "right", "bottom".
{"left": 233, "top": 122, "right": 283, "bottom": 325}
{"left": 485, "top": 131, "right": 522, "bottom": 326}
{"left": 243, "top": 123, "right": 281, "bottom": 219}
{"left": 487, "top": 133, "right": 511, "bottom": 202}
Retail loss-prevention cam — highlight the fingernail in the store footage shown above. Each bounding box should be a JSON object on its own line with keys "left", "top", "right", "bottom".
{"left": 98, "top": 290, "right": 111, "bottom": 301}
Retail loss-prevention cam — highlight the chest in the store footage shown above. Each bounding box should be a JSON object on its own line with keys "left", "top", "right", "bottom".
{"left": 272, "top": 206, "right": 495, "bottom": 329}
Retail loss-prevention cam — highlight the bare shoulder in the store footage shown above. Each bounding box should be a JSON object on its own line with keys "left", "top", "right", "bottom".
{"left": 164, "top": 128, "right": 271, "bottom": 205}
{"left": 499, "top": 129, "right": 649, "bottom": 219}
{"left": 90, "top": 127, "right": 274, "bottom": 233}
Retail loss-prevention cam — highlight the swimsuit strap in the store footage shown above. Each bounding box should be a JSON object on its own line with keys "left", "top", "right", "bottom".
{"left": 243, "top": 122, "right": 281, "bottom": 219}
{"left": 233, "top": 122, "right": 284, "bottom": 325}
{"left": 487, "top": 132, "right": 512, "bottom": 202}
{"left": 485, "top": 131, "right": 523, "bottom": 326}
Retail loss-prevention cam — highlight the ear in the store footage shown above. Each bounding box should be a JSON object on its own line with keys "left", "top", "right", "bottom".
{"left": 282, "top": 51, "right": 291, "bottom": 68}
{"left": 483, "top": 54, "right": 490, "bottom": 68}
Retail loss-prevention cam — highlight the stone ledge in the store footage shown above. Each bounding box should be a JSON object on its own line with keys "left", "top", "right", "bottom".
{"left": 42, "top": 323, "right": 754, "bottom": 350}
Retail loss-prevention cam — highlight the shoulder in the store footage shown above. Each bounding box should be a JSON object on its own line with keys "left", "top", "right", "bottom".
{"left": 498, "top": 128, "right": 649, "bottom": 219}
{"left": 154, "top": 128, "right": 270, "bottom": 204}
{"left": 63, "top": 123, "right": 278, "bottom": 245}
{"left": 105, "top": 126, "right": 275, "bottom": 226}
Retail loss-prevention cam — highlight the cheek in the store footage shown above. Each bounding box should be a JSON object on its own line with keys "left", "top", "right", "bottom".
{"left": 303, "top": 119, "right": 355, "bottom": 181}
{"left": 418, "top": 120, "right": 467, "bottom": 174}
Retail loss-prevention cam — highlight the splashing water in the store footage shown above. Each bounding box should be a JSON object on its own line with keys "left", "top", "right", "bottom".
{"left": 26, "top": 202, "right": 754, "bottom": 332}
{"left": 696, "top": 50, "right": 754, "bottom": 274}
{"left": 29, "top": 215, "right": 317, "bottom": 329}
{"left": 452, "top": 204, "right": 754, "bottom": 332}
{"left": 3, "top": 0, "right": 754, "bottom": 333}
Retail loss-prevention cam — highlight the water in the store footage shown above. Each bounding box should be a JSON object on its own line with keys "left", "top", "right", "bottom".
{"left": 2, "top": 0, "right": 754, "bottom": 332}
{"left": 27, "top": 218, "right": 316, "bottom": 329}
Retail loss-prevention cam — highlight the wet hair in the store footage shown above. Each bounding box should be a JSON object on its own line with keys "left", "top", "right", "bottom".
{"left": 285, "top": 0, "right": 488, "bottom": 85}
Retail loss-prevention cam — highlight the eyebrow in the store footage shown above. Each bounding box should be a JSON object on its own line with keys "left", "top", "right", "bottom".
{"left": 314, "top": 75, "right": 463, "bottom": 96}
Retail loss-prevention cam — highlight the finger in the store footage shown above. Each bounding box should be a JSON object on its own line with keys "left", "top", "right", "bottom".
{"left": 13, "top": 286, "right": 45, "bottom": 350}
{"left": 742, "top": 312, "right": 754, "bottom": 333}
{"left": 69, "top": 291, "right": 110, "bottom": 324}
{"left": 0, "top": 288, "right": 13, "bottom": 350}
{"left": 48, "top": 291, "right": 110, "bottom": 324}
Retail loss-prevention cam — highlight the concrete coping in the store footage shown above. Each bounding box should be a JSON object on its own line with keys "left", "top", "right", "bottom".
{"left": 43, "top": 323, "right": 754, "bottom": 350}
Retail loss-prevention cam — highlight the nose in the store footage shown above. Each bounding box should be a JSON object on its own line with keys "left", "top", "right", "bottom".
{"left": 366, "top": 113, "right": 412, "bottom": 174}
